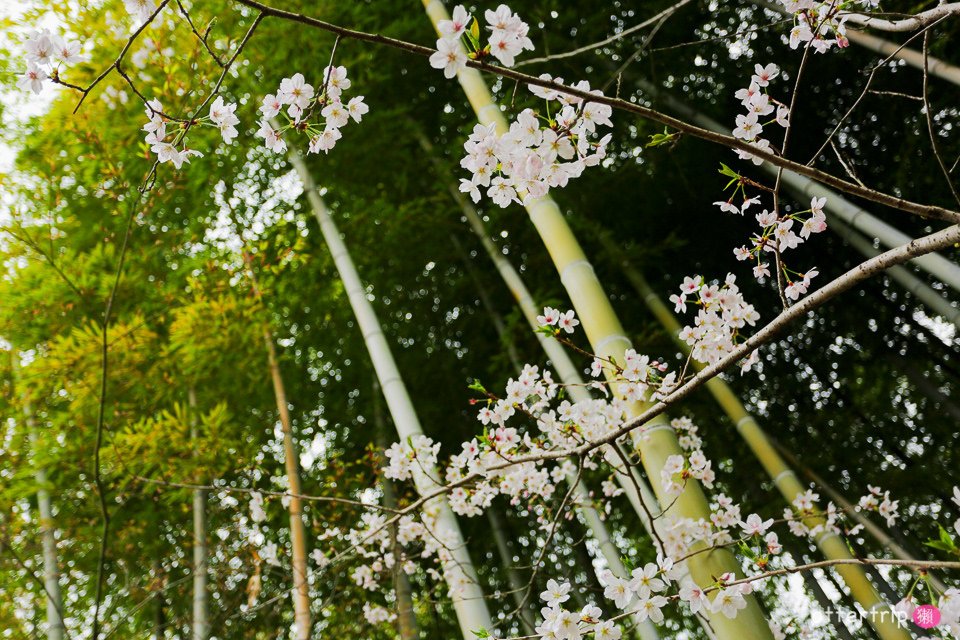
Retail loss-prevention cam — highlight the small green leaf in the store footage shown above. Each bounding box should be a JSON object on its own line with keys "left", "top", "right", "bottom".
{"left": 939, "top": 524, "right": 956, "bottom": 547}
{"left": 470, "top": 18, "right": 480, "bottom": 44}
{"left": 718, "top": 162, "right": 739, "bottom": 177}
{"left": 646, "top": 127, "right": 678, "bottom": 148}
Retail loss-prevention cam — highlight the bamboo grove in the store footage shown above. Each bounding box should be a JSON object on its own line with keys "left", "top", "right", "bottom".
{"left": 1, "top": 1, "right": 959, "bottom": 639}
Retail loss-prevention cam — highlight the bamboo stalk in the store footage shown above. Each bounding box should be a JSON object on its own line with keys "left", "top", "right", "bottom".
{"left": 772, "top": 439, "right": 948, "bottom": 593}
{"left": 228, "top": 211, "right": 313, "bottom": 640}
{"left": 828, "top": 218, "right": 960, "bottom": 330}
{"left": 414, "top": 7, "right": 773, "bottom": 633}
{"left": 287, "top": 147, "right": 494, "bottom": 639}
{"left": 374, "top": 383, "right": 420, "bottom": 640}
{"left": 188, "top": 388, "right": 210, "bottom": 640}
{"left": 450, "top": 228, "right": 661, "bottom": 639}
{"left": 13, "top": 355, "right": 65, "bottom": 640}
{"left": 602, "top": 236, "right": 912, "bottom": 640}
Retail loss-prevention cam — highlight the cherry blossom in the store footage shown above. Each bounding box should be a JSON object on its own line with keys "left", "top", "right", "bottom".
{"left": 19, "top": 29, "right": 86, "bottom": 96}
{"left": 676, "top": 273, "right": 760, "bottom": 368}
{"left": 740, "top": 513, "right": 774, "bottom": 536}
{"left": 430, "top": 36, "right": 468, "bottom": 78}
{"left": 142, "top": 99, "right": 204, "bottom": 169}
{"left": 255, "top": 68, "right": 368, "bottom": 156}
{"left": 124, "top": 0, "right": 159, "bottom": 22}
{"left": 18, "top": 64, "right": 47, "bottom": 95}
{"left": 458, "top": 84, "right": 613, "bottom": 207}
{"left": 209, "top": 96, "right": 240, "bottom": 144}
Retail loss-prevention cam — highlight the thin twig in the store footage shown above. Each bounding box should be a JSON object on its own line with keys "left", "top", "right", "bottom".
{"left": 516, "top": 0, "right": 693, "bottom": 67}
{"left": 922, "top": 29, "right": 960, "bottom": 207}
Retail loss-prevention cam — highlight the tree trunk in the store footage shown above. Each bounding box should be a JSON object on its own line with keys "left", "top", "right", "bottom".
{"left": 287, "top": 147, "right": 493, "bottom": 639}
{"left": 188, "top": 388, "right": 210, "bottom": 640}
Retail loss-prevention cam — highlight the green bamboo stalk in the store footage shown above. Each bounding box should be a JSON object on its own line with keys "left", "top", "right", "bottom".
{"left": 602, "top": 235, "right": 911, "bottom": 640}
{"left": 417, "top": 5, "right": 774, "bottom": 636}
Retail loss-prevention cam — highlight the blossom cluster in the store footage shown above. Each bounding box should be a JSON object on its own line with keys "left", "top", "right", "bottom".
{"left": 729, "top": 63, "right": 789, "bottom": 166}
{"left": 856, "top": 484, "right": 900, "bottom": 527}
{"left": 124, "top": 0, "right": 161, "bottom": 23}
{"left": 673, "top": 274, "right": 761, "bottom": 371}
{"left": 343, "top": 498, "right": 480, "bottom": 607}
{"left": 429, "top": 4, "right": 534, "bottom": 78}
{"left": 781, "top": 489, "right": 849, "bottom": 540}
{"left": 142, "top": 99, "right": 204, "bottom": 169}
{"left": 661, "top": 447, "right": 717, "bottom": 498}
{"left": 19, "top": 29, "right": 85, "bottom": 95}
{"left": 458, "top": 79, "right": 614, "bottom": 207}
{"left": 727, "top": 193, "right": 826, "bottom": 299}
{"left": 339, "top": 313, "right": 955, "bottom": 638}
{"left": 717, "top": 64, "right": 827, "bottom": 300}
{"left": 777, "top": 0, "right": 864, "bottom": 52}
{"left": 536, "top": 579, "right": 623, "bottom": 639}
{"left": 255, "top": 69, "right": 368, "bottom": 156}
{"left": 537, "top": 306, "right": 581, "bottom": 334}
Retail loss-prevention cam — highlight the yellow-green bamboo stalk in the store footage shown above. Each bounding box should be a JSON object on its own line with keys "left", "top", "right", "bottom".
{"left": 772, "top": 439, "right": 948, "bottom": 593}
{"left": 606, "top": 239, "right": 911, "bottom": 640}
{"left": 450, "top": 227, "right": 662, "bottom": 639}
{"left": 419, "top": 3, "right": 774, "bottom": 637}
{"left": 229, "top": 210, "right": 312, "bottom": 640}
{"left": 287, "top": 147, "right": 494, "bottom": 639}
